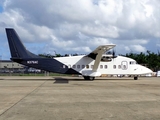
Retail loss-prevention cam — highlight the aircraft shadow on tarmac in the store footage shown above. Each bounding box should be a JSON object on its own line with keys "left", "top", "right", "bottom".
{"left": 54, "top": 77, "right": 69, "bottom": 84}
{"left": 1, "top": 77, "right": 135, "bottom": 82}
{"left": 53, "top": 77, "right": 134, "bottom": 84}
{"left": 53, "top": 77, "right": 97, "bottom": 84}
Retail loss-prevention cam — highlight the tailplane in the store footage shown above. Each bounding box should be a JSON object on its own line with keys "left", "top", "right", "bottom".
{"left": 5, "top": 28, "right": 39, "bottom": 60}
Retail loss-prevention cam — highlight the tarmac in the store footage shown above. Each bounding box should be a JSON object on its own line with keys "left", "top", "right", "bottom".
{"left": 0, "top": 76, "right": 160, "bottom": 120}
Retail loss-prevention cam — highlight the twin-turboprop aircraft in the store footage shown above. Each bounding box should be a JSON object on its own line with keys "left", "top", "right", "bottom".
{"left": 5, "top": 28, "right": 152, "bottom": 80}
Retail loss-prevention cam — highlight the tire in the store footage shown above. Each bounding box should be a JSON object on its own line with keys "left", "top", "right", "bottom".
{"left": 134, "top": 76, "right": 138, "bottom": 80}
{"left": 84, "top": 76, "right": 89, "bottom": 80}
{"left": 90, "top": 77, "right": 95, "bottom": 80}
{"left": 83, "top": 76, "right": 95, "bottom": 80}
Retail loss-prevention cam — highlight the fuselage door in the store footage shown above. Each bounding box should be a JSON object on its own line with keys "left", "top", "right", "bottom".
{"left": 121, "top": 61, "right": 128, "bottom": 70}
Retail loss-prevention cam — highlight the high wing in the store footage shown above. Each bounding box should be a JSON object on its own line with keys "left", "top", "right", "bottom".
{"left": 87, "top": 45, "right": 116, "bottom": 72}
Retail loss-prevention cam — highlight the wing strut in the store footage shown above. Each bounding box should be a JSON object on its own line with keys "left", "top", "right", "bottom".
{"left": 92, "top": 49, "right": 103, "bottom": 72}
{"left": 87, "top": 45, "right": 116, "bottom": 72}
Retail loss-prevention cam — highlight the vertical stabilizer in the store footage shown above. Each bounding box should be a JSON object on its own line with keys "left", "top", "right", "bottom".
{"left": 5, "top": 28, "right": 39, "bottom": 59}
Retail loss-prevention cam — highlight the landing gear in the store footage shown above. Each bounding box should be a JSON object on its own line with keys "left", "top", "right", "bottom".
{"left": 90, "top": 77, "right": 95, "bottom": 80}
{"left": 84, "top": 76, "right": 89, "bottom": 80}
{"left": 83, "top": 76, "right": 95, "bottom": 80}
{"left": 134, "top": 76, "right": 138, "bottom": 80}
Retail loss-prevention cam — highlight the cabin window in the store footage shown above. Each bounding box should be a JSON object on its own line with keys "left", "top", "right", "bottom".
{"left": 130, "top": 61, "right": 136, "bottom": 65}
{"left": 118, "top": 65, "right": 121, "bottom": 69}
{"left": 82, "top": 65, "right": 85, "bottom": 69}
{"left": 113, "top": 65, "right": 116, "bottom": 69}
{"left": 105, "top": 65, "right": 108, "bottom": 69}
{"left": 63, "top": 65, "right": 66, "bottom": 68}
{"left": 86, "top": 65, "right": 89, "bottom": 69}
{"left": 73, "top": 65, "right": 76, "bottom": 68}
{"left": 123, "top": 65, "right": 126, "bottom": 69}
{"left": 77, "top": 65, "right": 80, "bottom": 69}
{"left": 100, "top": 65, "right": 103, "bottom": 69}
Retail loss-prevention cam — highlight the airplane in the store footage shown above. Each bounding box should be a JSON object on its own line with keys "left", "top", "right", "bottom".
{"left": 5, "top": 28, "right": 153, "bottom": 80}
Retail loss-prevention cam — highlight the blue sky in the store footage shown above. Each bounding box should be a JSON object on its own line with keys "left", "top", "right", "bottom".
{"left": 0, "top": 7, "right": 3, "bottom": 13}
{"left": 0, "top": 0, "right": 4, "bottom": 12}
{"left": 0, "top": 0, "right": 160, "bottom": 60}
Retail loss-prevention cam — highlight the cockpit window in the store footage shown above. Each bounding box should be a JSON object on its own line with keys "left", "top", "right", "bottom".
{"left": 130, "top": 61, "right": 137, "bottom": 65}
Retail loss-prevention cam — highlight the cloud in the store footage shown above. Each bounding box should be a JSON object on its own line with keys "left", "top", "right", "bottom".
{"left": 125, "top": 44, "right": 146, "bottom": 53}
{"left": 157, "top": 44, "right": 160, "bottom": 47}
{"left": 0, "top": 0, "right": 160, "bottom": 59}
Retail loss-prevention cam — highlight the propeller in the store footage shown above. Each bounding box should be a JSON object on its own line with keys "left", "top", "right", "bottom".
{"left": 112, "top": 49, "right": 117, "bottom": 58}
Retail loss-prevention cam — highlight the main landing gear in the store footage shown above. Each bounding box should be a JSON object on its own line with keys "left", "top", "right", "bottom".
{"left": 83, "top": 76, "right": 95, "bottom": 80}
{"left": 134, "top": 76, "right": 138, "bottom": 80}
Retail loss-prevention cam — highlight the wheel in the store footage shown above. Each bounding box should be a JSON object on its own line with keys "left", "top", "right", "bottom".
{"left": 90, "top": 77, "right": 95, "bottom": 80}
{"left": 134, "top": 76, "right": 138, "bottom": 80}
{"left": 83, "top": 76, "right": 95, "bottom": 80}
{"left": 83, "top": 76, "right": 89, "bottom": 80}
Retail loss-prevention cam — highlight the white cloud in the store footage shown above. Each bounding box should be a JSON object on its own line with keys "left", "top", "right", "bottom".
{"left": 65, "top": 46, "right": 91, "bottom": 53}
{"left": 50, "top": 35, "right": 74, "bottom": 48}
{"left": 86, "top": 37, "right": 112, "bottom": 47}
{"left": 0, "top": 0, "right": 160, "bottom": 59}
{"left": 125, "top": 44, "right": 146, "bottom": 53}
{"left": 124, "top": 46, "right": 130, "bottom": 52}
{"left": 132, "top": 39, "right": 149, "bottom": 44}
{"left": 157, "top": 44, "right": 160, "bottom": 47}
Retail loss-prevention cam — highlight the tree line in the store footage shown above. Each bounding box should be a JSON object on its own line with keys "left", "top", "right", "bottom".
{"left": 39, "top": 51, "right": 160, "bottom": 72}
{"left": 125, "top": 51, "right": 160, "bottom": 72}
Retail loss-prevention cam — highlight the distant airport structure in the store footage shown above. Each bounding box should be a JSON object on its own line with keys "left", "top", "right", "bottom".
{"left": 0, "top": 60, "right": 41, "bottom": 73}
{"left": 0, "top": 60, "right": 24, "bottom": 73}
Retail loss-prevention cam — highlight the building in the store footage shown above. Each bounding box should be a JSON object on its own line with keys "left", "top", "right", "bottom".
{"left": 0, "top": 60, "right": 24, "bottom": 73}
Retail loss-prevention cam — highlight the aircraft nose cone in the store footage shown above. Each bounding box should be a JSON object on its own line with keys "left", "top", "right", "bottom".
{"left": 143, "top": 67, "right": 153, "bottom": 74}
{"left": 138, "top": 65, "right": 153, "bottom": 75}
{"left": 147, "top": 68, "right": 153, "bottom": 73}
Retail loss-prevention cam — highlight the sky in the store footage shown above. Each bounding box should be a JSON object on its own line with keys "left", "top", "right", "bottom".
{"left": 0, "top": 0, "right": 160, "bottom": 60}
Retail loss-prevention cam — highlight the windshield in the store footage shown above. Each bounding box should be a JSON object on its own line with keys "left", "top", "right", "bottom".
{"left": 130, "top": 61, "right": 137, "bottom": 65}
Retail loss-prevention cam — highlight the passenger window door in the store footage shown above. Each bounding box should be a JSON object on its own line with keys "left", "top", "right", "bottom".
{"left": 121, "top": 61, "right": 128, "bottom": 70}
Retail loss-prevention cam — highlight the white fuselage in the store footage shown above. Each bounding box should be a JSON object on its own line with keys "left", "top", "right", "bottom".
{"left": 55, "top": 55, "right": 152, "bottom": 77}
